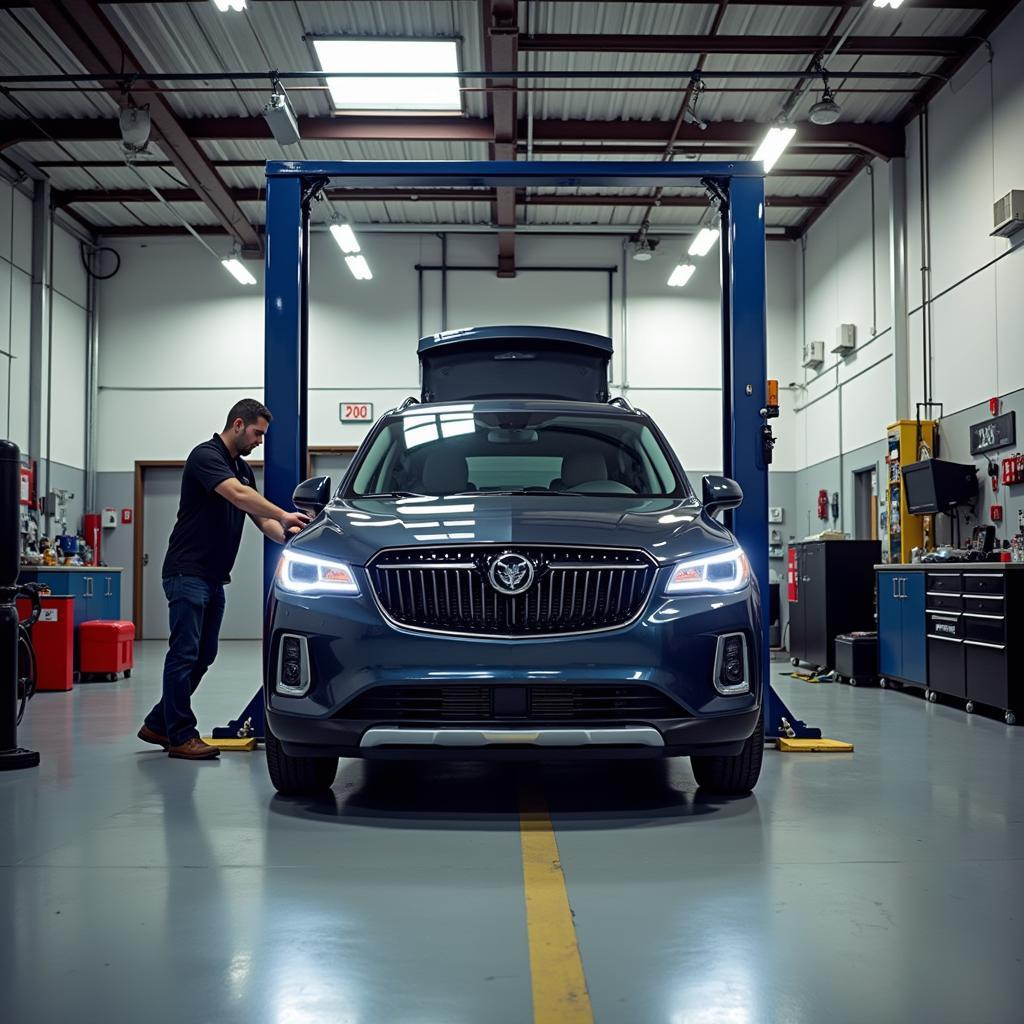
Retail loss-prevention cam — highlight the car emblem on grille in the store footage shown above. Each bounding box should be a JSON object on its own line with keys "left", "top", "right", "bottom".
{"left": 488, "top": 553, "right": 535, "bottom": 595}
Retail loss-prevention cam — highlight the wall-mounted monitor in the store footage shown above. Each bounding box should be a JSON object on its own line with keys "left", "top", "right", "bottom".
{"left": 902, "top": 459, "right": 978, "bottom": 515}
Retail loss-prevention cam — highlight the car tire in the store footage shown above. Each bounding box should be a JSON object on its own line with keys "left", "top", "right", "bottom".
{"left": 265, "top": 724, "right": 338, "bottom": 796}
{"left": 690, "top": 706, "right": 764, "bottom": 796}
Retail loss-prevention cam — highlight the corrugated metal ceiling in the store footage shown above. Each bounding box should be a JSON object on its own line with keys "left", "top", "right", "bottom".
{"left": 0, "top": 0, "right": 996, "bottom": 237}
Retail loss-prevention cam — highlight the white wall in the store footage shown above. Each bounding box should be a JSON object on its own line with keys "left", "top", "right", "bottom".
{"left": 0, "top": 180, "right": 88, "bottom": 473}
{"left": 794, "top": 1, "right": 1024, "bottom": 481}
{"left": 96, "top": 231, "right": 800, "bottom": 475}
{"left": 0, "top": 178, "right": 33, "bottom": 449}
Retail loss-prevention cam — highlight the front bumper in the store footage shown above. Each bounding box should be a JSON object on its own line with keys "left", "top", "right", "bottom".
{"left": 264, "top": 579, "right": 762, "bottom": 760}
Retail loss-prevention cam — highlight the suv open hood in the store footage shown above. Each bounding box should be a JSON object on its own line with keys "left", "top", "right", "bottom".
{"left": 418, "top": 326, "right": 612, "bottom": 403}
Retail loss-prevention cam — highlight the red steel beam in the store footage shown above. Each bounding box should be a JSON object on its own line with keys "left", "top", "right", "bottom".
{"left": 31, "top": 0, "right": 262, "bottom": 255}
{"left": 520, "top": 34, "right": 969, "bottom": 58}
{"left": 484, "top": 0, "right": 519, "bottom": 277}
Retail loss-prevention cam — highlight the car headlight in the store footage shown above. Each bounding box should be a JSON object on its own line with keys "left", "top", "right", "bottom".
{"left": 665, "top": 547, "right": 750, "bottom": 594}
{"left": 278, "top": 550, "right": 360, "bottom": 595}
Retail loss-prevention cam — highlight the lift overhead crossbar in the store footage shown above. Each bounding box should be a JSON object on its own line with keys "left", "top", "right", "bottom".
{"left": 216, "top": 158, "right": 817, "bottom": 744}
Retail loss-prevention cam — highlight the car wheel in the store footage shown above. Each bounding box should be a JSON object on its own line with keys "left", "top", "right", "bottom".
{"left": 265, "top": 723, "right": 338, "bottom": 796}
{"left": 690, "top": 706, "right": 764, "bottom": 796}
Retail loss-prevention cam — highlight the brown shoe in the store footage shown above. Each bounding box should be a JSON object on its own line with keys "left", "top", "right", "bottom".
{"left": 168, "top": 737, "right": 221, "bottom": 760}
{"left": 138, "top": 725, "right": 169, "bottom": 749}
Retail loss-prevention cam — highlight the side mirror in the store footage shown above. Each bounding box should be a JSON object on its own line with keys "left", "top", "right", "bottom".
{"left": 702, "top": 475, "right": 743, "bottom": 518}
{"left": 292, "top": 476, "right": 332, "bottom": 518}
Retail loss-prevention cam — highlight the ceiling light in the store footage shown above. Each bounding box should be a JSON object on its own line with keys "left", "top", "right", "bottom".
{"left": 873, "top": 0, "right": 904, "bottom": 8}
{"left": 262, "top": 87, "right": 300, "bottom": 147}
{"left": 211, "top": 0, "right": 246, "bottom": 11}
{"left": 222, "top": 257, "right": 257, "bottom": 286}
{"left": 754, "top": 125, "right": 796, "bottom": 173}
{"left": 667, "top": 264, "right": 696, "bottom": 288}
{"left": 809, "top": 86, "right": 841, "bottom": 126}
{"left": 118, "top": 105, "right": 150, "bottom": 154}
{"left": 312, "top": 39, "right": 462, "bottom": 112}
{"left": 688, "top": 228, "right": 720, "bottom": 258}
{"left": 330, "top": 222, "right": 360, "bottom": 254}
{"left": 345, "top": 254, "right": 373, "bottom": 281}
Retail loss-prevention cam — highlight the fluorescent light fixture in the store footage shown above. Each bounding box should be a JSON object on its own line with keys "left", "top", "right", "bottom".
{"left": 221, "top": 257, "right": 256, "bottom": 286}
{"left": 262, "top": 89, "right": 300, "bottom": 147}
{"left": 754, "top": 125, "right": 796, "bottom": 172}
{"left": 665, "top": 548, "right": 751, "bottom": 595}
{"left": 667, "top": 263, "right": 696, "bottom": 288}
{"left": 345, "top": 254, "right": 373, "bottom": 281}
{"left": 873, "top": 0, "right": 904, "bottom": 8}
{"left": 212, "top": 0, "right": 246, "bottom": 12}
{"left": 312, "top": 39, "right": 462, "bottom": 111}
{"left": 330, "top": 222, "right": 360, "bottom": 254}
{"left": 688, "top": 228, "right": 720, "bottom": 257}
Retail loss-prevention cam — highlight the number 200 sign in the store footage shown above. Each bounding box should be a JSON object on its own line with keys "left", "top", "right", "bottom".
{"left": 339, "top": 402, "right": 373, "bottom": 423}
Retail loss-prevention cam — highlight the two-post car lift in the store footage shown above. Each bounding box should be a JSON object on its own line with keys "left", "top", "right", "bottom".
{"left": 212, "top": 159, "right": 819, "bottom": 745}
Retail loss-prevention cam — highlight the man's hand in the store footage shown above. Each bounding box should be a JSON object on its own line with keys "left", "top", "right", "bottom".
{"left": 281, "top": 511, "right": 310, "bottom": 535}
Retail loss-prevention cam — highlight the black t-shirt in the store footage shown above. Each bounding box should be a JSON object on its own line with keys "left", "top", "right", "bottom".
{"left": 162, "top": 434, "right": 257, "bottom": 584}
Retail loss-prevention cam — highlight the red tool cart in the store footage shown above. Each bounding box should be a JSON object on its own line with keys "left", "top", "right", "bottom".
{"left": 16, "top": 594, "right": 74, "bottom": 692}
{"left": 79, "top": 620, "right": 135, "bottom": 682}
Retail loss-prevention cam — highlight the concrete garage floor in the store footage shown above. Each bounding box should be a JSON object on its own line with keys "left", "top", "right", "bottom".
{"left": 2, "top": 642, "right": 1023, "bottom": 1024}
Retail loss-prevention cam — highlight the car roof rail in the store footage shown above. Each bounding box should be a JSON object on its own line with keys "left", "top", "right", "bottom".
{"left": 608, "top": 395, "right": 636, "bottom": 412}
{"left": 397, "top": 396, "right": 420, "bottom": 411}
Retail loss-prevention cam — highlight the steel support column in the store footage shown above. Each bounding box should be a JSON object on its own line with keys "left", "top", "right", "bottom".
{"left": 723, "top": 176, "right": 771, "bottom": 733}
{"left": 263, "top": 175, "right": 308, "bottom": 602}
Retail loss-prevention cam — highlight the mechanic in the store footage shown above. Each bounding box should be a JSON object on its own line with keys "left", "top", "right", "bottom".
{"left": 137, "top": 398, "right": 309, "bottom": 760}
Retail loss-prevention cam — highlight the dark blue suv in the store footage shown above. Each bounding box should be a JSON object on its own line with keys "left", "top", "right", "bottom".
{"left": 264, "top": 328, "right": 763, "bottom": 796}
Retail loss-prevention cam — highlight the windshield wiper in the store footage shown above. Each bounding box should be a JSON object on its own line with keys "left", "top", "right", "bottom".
{"left": 357, "top": 491, "right": 426, "bottom": 499}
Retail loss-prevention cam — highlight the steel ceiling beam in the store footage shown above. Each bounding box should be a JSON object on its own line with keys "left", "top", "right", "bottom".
{"left": 35, "top": 158, "right": 856, "bottom": 179}
{"left": 0, "top": 0, "right": 991, "bottom": 6}
{"left": 520, "top": 34, "right": 969, "bottom": 58}
{"left": 29, "top": 0, "right": 261, "bottom": 255}
{"left": 0, "top": 117, "right": 904, "bottom": 157}
{"left": 54, "top": 187, "right": 827, "bottom": 209}
{"left": 483, "top": 0, "right": 519, "bottom": 276}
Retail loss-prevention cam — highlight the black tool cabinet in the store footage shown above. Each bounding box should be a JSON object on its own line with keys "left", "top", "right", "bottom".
{"left": 788, "top": 540, "right": 881, "bottom": 671}
{"left": 923, "top": 565, "right": 1021, "bottom": 724}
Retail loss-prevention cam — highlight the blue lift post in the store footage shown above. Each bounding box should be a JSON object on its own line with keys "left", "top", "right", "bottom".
{"left": 213, "top": 158, "right": 818, "bottom": 743}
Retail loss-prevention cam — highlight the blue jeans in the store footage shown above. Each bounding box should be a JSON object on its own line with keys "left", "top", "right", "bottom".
{"left": 145, "top": 576, "right": 226, "bottom": 747}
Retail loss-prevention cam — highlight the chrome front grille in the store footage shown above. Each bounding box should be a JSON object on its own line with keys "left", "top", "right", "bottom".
{"left": 367, "top": 545, "right": 657, "bottom": 637}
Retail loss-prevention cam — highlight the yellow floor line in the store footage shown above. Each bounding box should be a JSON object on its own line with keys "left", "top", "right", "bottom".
{"left": 518, "top": 781, "right": 594, "bottom": 1024}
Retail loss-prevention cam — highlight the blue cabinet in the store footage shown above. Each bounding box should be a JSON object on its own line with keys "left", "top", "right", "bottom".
{"left": 877, "top": 569, "right": 926, "bottom": 686}
{"left": 16, "top": 568, "right": 122, "bottom": 633}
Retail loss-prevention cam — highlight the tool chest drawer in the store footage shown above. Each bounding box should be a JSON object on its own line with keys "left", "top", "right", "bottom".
{"left": 926, "top": 573, "right": 961, "bottom": 593}
{"left": 963, "top": 573, "right": 1004, "bottom": 595}
{"left": 926, "top": 591, "right": 963, "bottom": 612}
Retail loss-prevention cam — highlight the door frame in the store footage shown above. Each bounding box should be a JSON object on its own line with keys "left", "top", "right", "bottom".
{"left": 306, "top": 445, "right": 358, "bottom": 481}
{"left": 132, "top": 450, "right": 354, "bottom": 637}
{"left": 133, "top": 458, "right": 264, "bottom": 638}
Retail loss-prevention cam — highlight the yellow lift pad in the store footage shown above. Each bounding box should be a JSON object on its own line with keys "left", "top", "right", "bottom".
{"left": 201, "top": 737, "right": 258, "bottom": 751}
{"left": 778, "top": 737, "right": 854, "bottom": 753}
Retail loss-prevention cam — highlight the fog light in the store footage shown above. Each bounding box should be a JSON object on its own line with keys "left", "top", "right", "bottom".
{"left": 277, "top": 634, "right": 310, "bottom": 696}
{"left": 714, "top": 633, "right": 749, "bottom": 695}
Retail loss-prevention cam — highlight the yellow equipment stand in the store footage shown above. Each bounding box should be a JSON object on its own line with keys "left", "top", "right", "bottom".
{"left": 778, "top": 737, "right": 854, "bottom": 753}
{"left": 885, "top": 418, "right": 937, "bottom": 563}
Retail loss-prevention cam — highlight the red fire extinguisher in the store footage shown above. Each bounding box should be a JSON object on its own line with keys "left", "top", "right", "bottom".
{"left": 817, "top": 489, "right": 829, "bottom": 521}
{"left": 787, "top": 547, "right": 798, "bottom": 602}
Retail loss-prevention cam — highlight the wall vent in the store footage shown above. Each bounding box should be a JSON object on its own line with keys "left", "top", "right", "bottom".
{"left": 991, "top": 190, "right": 1024, "bottom": 238}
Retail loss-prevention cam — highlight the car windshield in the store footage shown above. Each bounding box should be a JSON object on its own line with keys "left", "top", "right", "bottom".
{"left": 347, "top": 407, "right": 687, "bottom": 498}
